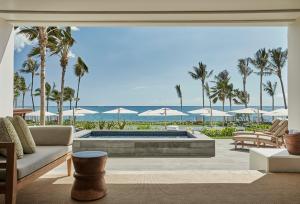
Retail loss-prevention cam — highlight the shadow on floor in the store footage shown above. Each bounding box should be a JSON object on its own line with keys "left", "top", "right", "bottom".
{"left": 1, "top": 173, "right": 299, "bottom": 204}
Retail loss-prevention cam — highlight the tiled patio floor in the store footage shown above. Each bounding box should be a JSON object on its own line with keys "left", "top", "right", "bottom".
{"left": 52, "top": 139, "right": 249, "bottom": 174}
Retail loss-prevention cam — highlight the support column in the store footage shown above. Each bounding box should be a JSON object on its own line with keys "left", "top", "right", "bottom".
{"left": 0, "top": 19, "right": 14, "bottom": 117}
{"left": 288, "top": 19, "right": 300, "bottom": 131}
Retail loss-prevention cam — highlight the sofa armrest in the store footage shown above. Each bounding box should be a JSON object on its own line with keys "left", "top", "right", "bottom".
{"left": 29, "top": 126, "right": 74, "bottom": 146}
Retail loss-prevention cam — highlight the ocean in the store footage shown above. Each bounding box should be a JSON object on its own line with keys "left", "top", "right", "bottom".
{"left": 29, "top": 105, "right": 284, "bottom": 122}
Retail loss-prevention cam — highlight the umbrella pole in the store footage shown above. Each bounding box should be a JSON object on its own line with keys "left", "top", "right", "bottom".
{"left": 165, "top": 109, "right": 167, "bottom": 130}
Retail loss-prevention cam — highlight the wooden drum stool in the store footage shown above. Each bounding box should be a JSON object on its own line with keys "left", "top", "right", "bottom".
{"left": 71, "top": 151, "right": 108, "bottom": 201}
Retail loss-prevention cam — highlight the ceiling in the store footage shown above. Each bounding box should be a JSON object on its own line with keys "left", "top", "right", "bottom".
{"left": 0, "top": 0, "right": 300, "bottom": 26}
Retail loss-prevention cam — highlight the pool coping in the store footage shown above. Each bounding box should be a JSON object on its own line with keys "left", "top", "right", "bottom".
{"left": 74, "top": 130, "right": 214, "bottom": 141}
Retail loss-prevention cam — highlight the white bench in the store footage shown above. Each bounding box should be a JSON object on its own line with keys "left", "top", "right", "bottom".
{"left": 250, "top": 148, "right": 300, "bottom": 173}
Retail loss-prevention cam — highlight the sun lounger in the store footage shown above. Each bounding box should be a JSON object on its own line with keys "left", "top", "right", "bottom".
{"left": 233, "top": 119, "right": 281, "bottom": 136}
{"left": 233, "top": 120, "right": 288, "bottom": 149}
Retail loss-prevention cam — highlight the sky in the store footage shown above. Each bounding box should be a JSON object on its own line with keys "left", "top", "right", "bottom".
{"left": 14, "top": 27, "right": 288, "bottom": 107}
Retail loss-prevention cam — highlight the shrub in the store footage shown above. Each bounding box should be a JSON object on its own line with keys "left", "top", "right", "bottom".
{"left": 106, "top": 121, "right": 115, "bottom": 130}
{"left": 245, "top": 123, "right": 271, "bottom": 132}
{"left": 200, "top": 127, "right": 236, "bottom": 138}
{"left": 117, "top": 121, "right": 126, "bottom": 130}
{"left": 137, "top": 124, "right": 151, "bottom": 130}
{"left": 98, "top": 121, "right": 106, "bottom": 129}
{"left": 82, "top": 121, "right": 96, "bottom": 130}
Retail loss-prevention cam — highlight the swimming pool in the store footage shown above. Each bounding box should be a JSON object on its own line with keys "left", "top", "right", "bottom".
{"left": 73, "top": 130, "right": 215, "bottom": 157}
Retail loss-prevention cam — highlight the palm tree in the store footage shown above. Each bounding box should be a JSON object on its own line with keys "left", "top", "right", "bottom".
{"left": 188, "top": 62, "right": 213, "bottom": 109}
{"left": 13, "top": 72, "right": 21, "bottom": 108}
{"left": 50, "top": 89, "right": 61, "bottom": 113}
{"left": 74, "top": 57, "right": 89, "bottom": 109}
{"left": 204, "top": 82, "right": 213, "bottom": 126}
{"left": 233, "top": 89, "right": 250, "bottom": 107}
{"left": 50, "top": 27, "right": 75, "bottom": 124}
{"left": 237, "top": 58, "right": 253, "bottom": 107}
{"left": 211, "top": 70, "right": 230, "bottom": 117}
{"left": 250, "top": 48, "right": 270, "bottom": 111}
{"left": 175, "top": 84, "right": 183, "bottom": 121}
{"left": 64, "top": 87, "right": 75, "bottom": 110}
{"left": 18, "top": 26, "right": 58, "bottom": 125}
{"left": 226, "top": 83, "right": 235, "bottom": 111}
{"left": 268, "top": 47, "right": 288, "bottom": 109}
{"left": 35, "top": 82, "right": 55, "bottom": 111}
{"left": 20, "top": 57, "right": 39, "bottom": 111}
{"left": 263, "top": 81, "right": 277, "bottom": 111}
{"left": 18, "top": 76, "right": 28, "bottom": 108}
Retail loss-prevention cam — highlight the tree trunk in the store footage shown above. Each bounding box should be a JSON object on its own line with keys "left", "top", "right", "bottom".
{"left": 22, "top": 93, "right": 25, "bottom": 108}
{"left": 209, "top": 99, "right": 212, "bottom": 127}
{"left": 31, "top": 74, "right": 35, "bottom": 111}
{"left": 202, "top": 81, "right": 205, "bottom": 123}
{"left": 272, "top": 95, "right": 275, "bottom": 121}
{"left": 75, "top": 77, "right": 81, "bottom": 108}
{"left": 260, "top": 71, "right": 264, "bottom": 122}
{"left": 59, "top": 66, "right": 67, "bottom": 125}
{"left": 46, "top": 98, "right": 49, "bottom": 112}
{"left": 279, "top": 75, "right": 287, "bottom": 109}
{"left": 74, "top": 77, "right": 81, "bottom": 125}
{"left": 229, "top": 97, "right": 232, "bottom": 111}
{"left": 38, "top": 27, "right": 47, "bottom": 126}
{"left": 180, "top": 97, "right": 182, "bottom": 122}
{"left": 243, "top": 78, "right": 247, "bottom": 108}
{"left": 260, "top": 72, "right": 263, "bottom": 110}
{"left": 70, "top": 100, "right": 72, "bottom": 110}
{"left": 222, "top": 100, "right": 225, "bottom": 126}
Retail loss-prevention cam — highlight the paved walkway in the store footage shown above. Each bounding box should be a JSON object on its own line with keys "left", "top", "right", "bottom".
{"left": 51, "top": 139, "right": 249, "bottom": 175}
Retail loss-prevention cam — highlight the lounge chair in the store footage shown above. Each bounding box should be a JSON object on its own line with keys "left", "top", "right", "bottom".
{"left": 233, "top": 119, "right": 281, "bottom": 136}
{"left": 233, "top": 120, "right": 288, "bottom": 149}
{"left": 256, "top": 120, "right": 288, "bottom": 148}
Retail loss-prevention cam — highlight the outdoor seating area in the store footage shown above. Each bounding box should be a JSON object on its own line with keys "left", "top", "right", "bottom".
{"left": 2, "top": 0, "right": 300, "bottom": 203}
{"left": 233, "top": 119, "right": 288, "bottom": 149}
{"left": 0, "top": 117, "right": 73, "bottom": 204}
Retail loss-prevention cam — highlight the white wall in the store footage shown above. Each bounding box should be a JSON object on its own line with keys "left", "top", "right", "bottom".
{"left": 0, "top": 19, "right": 14, "bottom": 117}
{"left": 288, "top": 19, "right": 300, "bottom": 130}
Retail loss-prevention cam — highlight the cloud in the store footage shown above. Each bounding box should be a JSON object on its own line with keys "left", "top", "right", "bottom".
{"left": 68, "top": 50, "right": 76, "bottom": 58}
{"left": 13, "top": 28, "right": 33, "bottom": 52}
{"left": 71, "top": 26, "right": 80, "bottom": 31}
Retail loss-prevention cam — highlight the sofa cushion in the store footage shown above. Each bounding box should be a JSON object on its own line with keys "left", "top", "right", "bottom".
{"left": 8, "top": 116, "right": 36, "bottom": 154}
{"left": 0, "top": 146, "right": 71, "bottom": 180}
{"left": 0, "top": 118, "right": 23, "bottom": 159}
{"left": 29, "top": 126, "right": 73, "bottom": 146}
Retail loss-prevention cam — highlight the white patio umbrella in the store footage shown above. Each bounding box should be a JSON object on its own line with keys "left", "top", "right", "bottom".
{"left": 229, "top": 107, "right": 269, "bottom": 114}
{"left": 26, "top": 110, "right": 57, "bottom": 122}
{"left": 138, "top": 110, "right": 158, "bottom": 116}
{"left": 201, "top": 109, "right": 232, "bottom": 117}
{"left": 139, "top": 108, "right": 187, "bottom": 129}
{"left": 27, "top": 110, "right": 57, "bottom": 117}
{"left": 263, "top": 108, "right": 288, "bottom": 117}
{"left": 62, "top": 107, "right": 98, "bottom": 117}
{"left": 188, "top": 108, "right": 219, "bottom": 126}
{"left": 103, "top": 107, "right": 138, "bottom": 121}
{"left": 65, "top": 107, "right": 98, "bottom": 115}
{"left": 229, "top": 107, "right": 269, "bottom": 123}
{"left": 188, "top": 108, "right": 216, "bottom": 115}
{"left": 62, "top": 111, "right": 85, "bottom": 117}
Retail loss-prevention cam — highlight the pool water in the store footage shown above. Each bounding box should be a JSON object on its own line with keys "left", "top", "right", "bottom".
{"left": 81, "top": 130, "right": 195, "bottom": 139}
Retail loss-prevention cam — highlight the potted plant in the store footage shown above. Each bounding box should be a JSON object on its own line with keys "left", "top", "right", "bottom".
{"left": 284, "top": 131, "right": 300, "bottom": 155}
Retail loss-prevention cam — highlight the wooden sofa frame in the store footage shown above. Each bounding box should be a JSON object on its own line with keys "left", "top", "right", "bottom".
{"left": 0, "top": 142, "right": 72, "bottom": 204}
